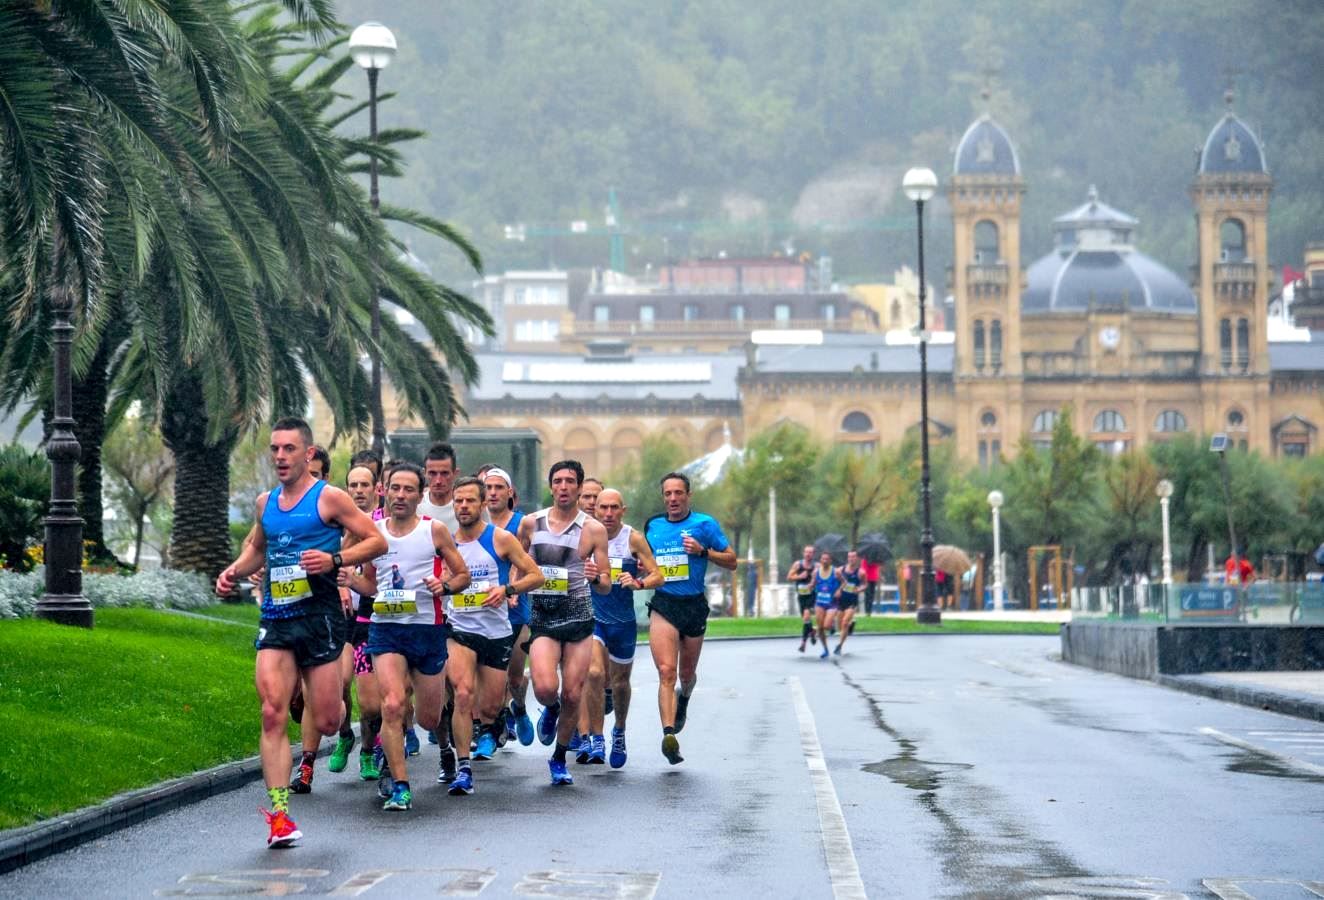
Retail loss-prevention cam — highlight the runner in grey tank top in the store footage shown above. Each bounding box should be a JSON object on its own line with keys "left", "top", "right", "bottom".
{"left": 528, "top": 508, "right": 594, "bottom": 634}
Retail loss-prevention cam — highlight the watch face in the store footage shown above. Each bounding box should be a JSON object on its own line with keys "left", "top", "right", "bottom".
{"left": 1099, "top": 326, "right": 1121, "bottom": 349}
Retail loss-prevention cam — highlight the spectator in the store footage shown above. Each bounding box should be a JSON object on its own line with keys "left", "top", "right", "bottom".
{"left": 1224, "top": 551, "right": 1254, "bottom": 585}
{"left": 861, "top": 557, "right": 881, "bottom": 616}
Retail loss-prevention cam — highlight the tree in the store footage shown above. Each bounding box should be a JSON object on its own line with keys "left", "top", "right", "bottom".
{"left": 1097, "top": 450, "right": 1160, "bottom": 583}
{"left": 0, "top": 444, "right": 49, "bottom": 571}
{"left": 820, "top": 443, "right": 913, "bottom": 547}
{"left": 102, "top": 414, "right": 174, "bottom": 568}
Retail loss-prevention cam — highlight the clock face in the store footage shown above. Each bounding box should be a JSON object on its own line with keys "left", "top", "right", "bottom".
{"left": 1099, "top": 326, "right": 1121, "bottom": 350}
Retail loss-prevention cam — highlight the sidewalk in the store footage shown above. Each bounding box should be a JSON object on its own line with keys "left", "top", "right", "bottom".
{"left": 1157, "top": 670, "right": 1324, "bottom": 723}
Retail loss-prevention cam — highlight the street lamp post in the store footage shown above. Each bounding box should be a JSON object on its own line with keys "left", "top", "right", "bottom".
{"left": 987, "top": 490, "right": 1004, "bottom": 612}
{"left": 349, "top": 21, "right": 397, "bottom": 456}
{"left": 1209, "top": 433, "right": 1240, "bottom": 582}
{"left": 903, "top": 166, "right": 940, "bottom": 625}
{"left": 1156, "top": 479, "right": 1174, "bottom": 586}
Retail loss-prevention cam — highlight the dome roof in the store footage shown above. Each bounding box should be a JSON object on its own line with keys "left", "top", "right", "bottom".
{"left": 953, "top": 115, "right": 1020, "bottom": 176}
{"left": 1023, "top": 188, "right": 1195, "bottom": 314}
{"left": 1199, "top": 113, "right": 1267, "bottom": 175}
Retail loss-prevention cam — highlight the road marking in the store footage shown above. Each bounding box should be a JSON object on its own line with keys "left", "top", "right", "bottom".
{"left": 789, "top": 676, "right": 867, "bottom": 900}
{"left": 1198, "top": 727, "right": 1324, "bottom": 776}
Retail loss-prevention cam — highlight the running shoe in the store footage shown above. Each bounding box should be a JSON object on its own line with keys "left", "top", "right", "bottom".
{"left": 833, "top": 644, "right": 842, "bottom": 656}
{"left": 809, "top": 631, "right": 817, "bottom": 645}
{"left": 448, "top": 768, "right": 474, "bottom": 796}
{"left": 798, "top": 642, "right": 806, "bottom": 653}
{"left": 548, "top": 758, "right": 574, "bottom": 786}
{"left": 383, "top": 782, "right": 412, "bottom": 811}
{"left": 536, "top": 705, "right": 559, "bottom": 746}
{"left": 673, "top": 690, "right": 690, "bottom": 734}
{"left": 437, "top": 744, "right": 457, "bottom": 784}
{"left": 473, "top": 731, "right": 497, "bottom": 761}
{"left": 514, "top": 704, "right": 535, "bottom": 746}
{"left": 503, "top": 707, "right": 518, "bottom": 742}
{"left": 494, "top": 710, "right": 511, "bottom": 749}
{"left": 604, "top": 687, "right": 614, "bottom": 717}
{"left": 820, "top": 647, "right": 829, "bottom": 659}
{"left": 376, "top": 747, "right": 393, "bottom": 799}
{"left": 661, "top": 733, "right": 684, "bottom": 765}
{"left": 427, "top": 729, "right": 439, "bottom": 745}
{"left": 588, "top": 733, "right": 606, "bottom": 765}
{"left": 328, "top": 734, "right": 354, "bottom": 773}
{"left": 358, "top": 749, "right": 380, "bottom": 781}
{"left": 404, "top": 728, "right": 420, "bottom": 757}
{"left": 471, "top": 719, "right": 481, "bottom": 754}
{"left": 572, "top": 731, "right": 589, "bottom": 764}
{"left": 261, "top": 808, "right": 302, "bottom": 848}
{"left": 289, "top": 760, "right": 314, "bottom": 794}
{"left": 609, "top": 728, "right": 627, "bottom": 769}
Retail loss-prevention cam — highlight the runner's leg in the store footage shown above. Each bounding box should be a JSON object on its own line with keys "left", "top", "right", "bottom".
{"left": 649, "top": 612, "right": 681, "bottom": 728}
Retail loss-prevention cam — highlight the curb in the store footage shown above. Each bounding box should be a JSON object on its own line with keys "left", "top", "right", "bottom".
{"left": 1156, "top": 674, "right": 1324, "bottom": 724}
{"left": 0, "top": 741, "right": 334, "bottom": 875}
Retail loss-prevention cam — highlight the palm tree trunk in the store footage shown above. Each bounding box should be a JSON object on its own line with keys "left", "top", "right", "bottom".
{"left": 161, "top": 371, "right": 237, "bottom": 579}
{"left": 72, "top": 332, "right": 116, "bottom": 564}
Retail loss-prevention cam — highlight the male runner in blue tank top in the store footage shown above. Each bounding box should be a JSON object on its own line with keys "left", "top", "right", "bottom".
{"left": 834, "top": 549, "right": 864, "bottom": 656}
{"left": 216, "top": 417, "right": 387, "bottom": 848}
{"left": 812, "top": 551, "right": 840, "bottom": 659}
{"left": 644, "top": 472, "right": 737, "bottom": 765}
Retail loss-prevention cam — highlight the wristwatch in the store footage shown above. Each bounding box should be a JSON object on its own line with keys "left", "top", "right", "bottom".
{"left": 331, "top": 551, "right": 343, "bottom": 568}
{"left": 699, "top": 547, "right": 710, "bottom": 559}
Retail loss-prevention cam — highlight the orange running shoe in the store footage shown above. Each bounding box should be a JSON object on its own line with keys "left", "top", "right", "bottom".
{"left": 289, "top": 760, "right": 314, "bottom": 794}
{"left": 261, "top": 807, "right": 303, "bottom": 847}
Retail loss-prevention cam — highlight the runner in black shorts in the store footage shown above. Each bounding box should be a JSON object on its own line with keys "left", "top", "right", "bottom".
{"left": 788, "top": 545, "right": 817, "bottom": 652}
{"left": 341, "top": 463, "right": 383, "bottom": 780}
{"left": 834, "top": 549, "right": 864, "bottom": 656}
{"left": 644, "top": 473, "right": 737, "bottom": 765}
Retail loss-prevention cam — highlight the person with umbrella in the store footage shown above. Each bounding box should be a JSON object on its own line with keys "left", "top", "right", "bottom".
{"left": 789, "top": 545, "right": 818, "bottom": 652}
{"left": 812, "top": 551, "right": 841, "bottom": 659}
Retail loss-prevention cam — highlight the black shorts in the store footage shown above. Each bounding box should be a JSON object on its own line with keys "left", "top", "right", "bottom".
{"left": 256, "top": 611, "right": 346, "bottom": 670}
{"left": 797, "top": 594, "right": 815, "bottom": 614}
{"left": 648, "top": 593, "right": 709, "bottom": 639}
{"left": 837, "top": 593, "right": 860, "bottom": 611}
{"left": 450, "top": 629, "right": 515, "bottom": 670}
{"left": 527, "top": 619, "right": 594, "bottom": 649}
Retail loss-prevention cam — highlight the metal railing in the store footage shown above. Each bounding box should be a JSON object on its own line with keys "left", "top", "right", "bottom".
{"left": 1070, "top": 578, "right": 1324, "bottom": 624}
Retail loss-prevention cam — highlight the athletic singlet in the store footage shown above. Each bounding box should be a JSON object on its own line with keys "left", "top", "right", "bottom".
{"left": 645, "top": 510, "right": 729, "bottom": 598}
{"left": 260, "top": 479, "right": 341, "bottom": 620}
{"left": 791, "top": 560, "right": 815, "bottom": 596}
{"left": 839, "top": 564, "right": 865, "bottom": 597}
{"left": 595, "top": 525, "right": 639, "bottom": 626}
{"left": 370, "top": 517, "right": 444, "bottom": 626}
{"left": 813, "top": 567, "right": 840, "bottom": 606}
{"left": 528, "top": 508, "right": 593, "bottom": 629}
{"left": 449, "top": 524, "right": 513, "bottom": 639}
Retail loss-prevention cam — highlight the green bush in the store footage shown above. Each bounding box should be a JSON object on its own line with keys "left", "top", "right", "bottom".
{"left": 0, "top": 445, "right": 49, "bottom": 572}
{"left": 0, "top": 567, "right": 217, "bottom": 619}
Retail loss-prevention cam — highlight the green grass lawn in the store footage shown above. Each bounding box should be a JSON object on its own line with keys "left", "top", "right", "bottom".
{"left": 0, "top": 609, "right": 260, "bottom": 830}
{"left": 701, "top": 615, "right": 1062, "bottom": 638}
{"left": 192, "top": 601, "right": 263, "bottom": 626}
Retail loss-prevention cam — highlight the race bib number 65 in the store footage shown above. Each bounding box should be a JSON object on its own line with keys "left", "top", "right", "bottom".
{"left": 533, "top": 566, "right": 569, "bottom": 596}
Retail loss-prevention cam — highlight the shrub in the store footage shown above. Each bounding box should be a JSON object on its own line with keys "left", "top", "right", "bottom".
{"left": 0, "top": 445, "right": 50, "bottom": 573}
{"left": 0, "top": 568, "right": 217, "bottom": 619}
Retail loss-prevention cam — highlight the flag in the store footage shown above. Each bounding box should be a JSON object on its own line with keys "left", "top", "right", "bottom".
{"left": 1283, "top": 264, "right": 1305, "bottom": 286}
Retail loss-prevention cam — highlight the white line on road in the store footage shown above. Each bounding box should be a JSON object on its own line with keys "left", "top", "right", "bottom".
{"left": 1198, "top": 727, "right": 1324, "bottom": 776}
{"left": 789, "top": 677, "right": 867, "bottom": 900}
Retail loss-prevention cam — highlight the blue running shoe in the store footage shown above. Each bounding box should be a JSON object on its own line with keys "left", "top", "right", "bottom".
{"left": 503, "top": 707, "right": 518, "bottom": 742}
{"left": 473, "top": 731, "right": 497, "bottom": 761}
{"left": 383, "top": 781, "right": 411, "bottom": 811}
{"left": 820, "top": 647, "right": 829, "bottom": 659}
{"left": 548, "top": 758, "right": 574, "bottom": 786}
{"left": 427, "top": 729, "right": 438, "bottom": 745}
{"left": 405, "top": 728, "right": 420, "bottom": 757}
{"left": 514, "top": 704, "right": 535, "bottom": 746}
{"left": 833, "top": 644, "right": 842, "bottom": 656}
{"left": 609, "top": 728, "right": 627, "bottom": 769}
{"left": 572, "top": 731, "right": 589, "bottom": 764}
{"left": 588, "top": 733, "right": 606, "bottom": 765}
{"left": 536, "top": 704, "right": 559, "bottom": 746}
{"left": 448, "top": 767, "right": 474, "bottom": 796}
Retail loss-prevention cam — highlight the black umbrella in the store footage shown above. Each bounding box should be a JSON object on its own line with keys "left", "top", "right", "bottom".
{"left": 857, "top": 532, "right": 891, "bottom": 563}
{"left": 814, "top": 532, "right": 849, "bottom": 564}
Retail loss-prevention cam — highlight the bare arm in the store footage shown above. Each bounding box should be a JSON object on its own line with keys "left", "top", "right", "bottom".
{"left": 306, "top": 487, "right": 386, "bottom": 574}
{"left": 628, "top": 530, "right": 665, "bottom": 591}
{"left": 425, "top": 521, "right": 471, "bottom": 596}
{"left": 582, "top": 519, "right": 613, "bottom": 595}
{"left": 495, "top": 528, "right": 545, "bottom": 598}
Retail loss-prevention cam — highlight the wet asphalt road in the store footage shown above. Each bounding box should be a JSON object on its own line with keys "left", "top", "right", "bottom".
{"left": 3, "top": 634, "right": 1323, "bottom": 899}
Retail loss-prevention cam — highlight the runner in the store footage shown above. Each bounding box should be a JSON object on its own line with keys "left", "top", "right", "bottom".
{"left": 834, "top": 549, "right": 864, "bottom": 656}
{"left": 215, "top": 417, "right": 386, "bottom": 848}
{"left": 361, "top": 462, "right": 470, "bottom": 812}
{"left": 787, "top": 545, "right": 817, "bottom": 652}
{"left": 340, "top": 464, "right": 382, "bottom": 781}
{"left": 517, "top": 460, "right": 613, "bottom": 785}
{"left": 812, "top": 551, "right": 840, "bottom": 660}
{"left": 578, "top": 477, "right": 603, "bottom": 519}
{"left": 644, "top": 472, "right": 736, "bottom": 765}
{"left": 442, "top": 477, "right": 543, "bottom": 794}
{"left": 570, "top": 476, "right": 606, "bottom": 755}
{"left": 485, "top": 468, "right": 535, "bottom": 747}
{"left": 581, "top": 488, "right": 663, "bottom": 768}
{"left": 349, "top": 448, "right": 385, "bottom": 518}
{"left": 418, "top": 442, "right": 459, "bottom": 531}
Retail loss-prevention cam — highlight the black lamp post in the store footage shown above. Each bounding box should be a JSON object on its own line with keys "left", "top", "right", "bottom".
{"left": 903, "top": 166, "right": 940, "bottom": 625}
{"left": 349, "top": 21, "right": 397, "bottom": 455}
{"left": 34, "top": 258, "right": 93, "bottom": 628}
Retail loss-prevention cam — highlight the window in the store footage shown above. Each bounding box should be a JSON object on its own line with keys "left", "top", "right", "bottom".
{"left": 1220, "top": 218, "right": 1246, "bottom": 262}
{"left": 980, "top": 410, "right": 998, "bottom": 429}
{"left": 820, "top": 302, "right": 836, "bottom": 323}
{"left": 974, "top": 220, "right": 1000, "bottom": 263}
{"left": 639, "top": 305, "right": 655, "bottom": 328}
{"left": 990, "top": 320, "right": 1003, "bottom": 368}
{"left": 729, "top": 304, "right": 746, "bottom": 323}
{"left": 1153, "top": 410, "right": 1188, "bottom": 433}
{"left": 512, "top": 286, "right": 527, "bottom": 305}
{"left": 593, "top": 304, "right": 610, "bottom": 324}
{"left": 1220, "top": 318, "right": 1233, "bottom": 369}
{"left": 774, "top": 303, "right": 792, "bottom": 325}
{"left": 1236, "top": 318, "right": 1249, "bottom": 370}
{"left": 841, "top": 411, "right": 874, "bottom": 433}
{"left": 978, "top": 439, "right": 1002, "bottom": 468}
{"left": 513, "top": 319, "right": 560, "bottom": 342}
{"left": 1093, "top": 409, "right": 1127, "bottom": 433}
{"left": 1032, "top": 410, "right": 1059, "bottom": 433}
{"left": 973, "top": 320, "right": 986, "bottom": 370}
{"left": 1227, "top": 408, "right": 1249, "bottom": 451}
{"left": 683, "top": 304, "right": 701, "bottom": 322}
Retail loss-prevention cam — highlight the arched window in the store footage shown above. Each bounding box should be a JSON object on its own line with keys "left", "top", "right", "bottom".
{"left": 990, "top": 320, "right": 1003, "bottom": 368}
{"left": 973, "top": 320, "right": 986, "bottom": 370}
{"left": 979, "top": 410, "right": 998, "bottom": 429}
{"left": 1031, "top": 410, "right": 1058, "bottom": 433}
{"left": 1236, "top": 318, "right": 1249, "bottom": 369}
{"left": 1220, "top": 318, "right": 1233, "bottom": 369}
{"left": 1093, "top": 409, "right": 1127, "bottom": 433}
{"left": 974, "top": 220, "right": 1000, "bottom": 264}
{"left": 1227, "top": 408, "right": 1249, "bottom": 451}
{"left": 841, "top": 411, "right": 874, "bottom": 433}
{"left": 1153, "top": 410, "right": 1188, "bottom": 433}
{"left": 1220, "top": 218, "right": 1246, "bottom": 262}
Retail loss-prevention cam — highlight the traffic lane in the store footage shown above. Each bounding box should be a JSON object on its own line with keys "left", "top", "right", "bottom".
{"left": 0, "top": 651, "right": 843, "bottom": 899}
{"left": 795, "top": 635, "right": 1324, "bottom": 897}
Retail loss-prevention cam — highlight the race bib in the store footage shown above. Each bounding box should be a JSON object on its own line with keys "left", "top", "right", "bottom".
{"left": 657, "top": 553, "right": 689, "bottom": 583}
{"left": 609, "top": 557, "right": 625, "bottom": 582}
{"left": 373, "top": 588, "right": 417, "bottom": 616}
{"left": 532, "top": 565, "right": 569, "bottom": 597}
{"left": 453, "top": 580, "right": 491, "bottom": 609}
{"left": 269, "top": 564, "right": 312, "bottom": 605}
